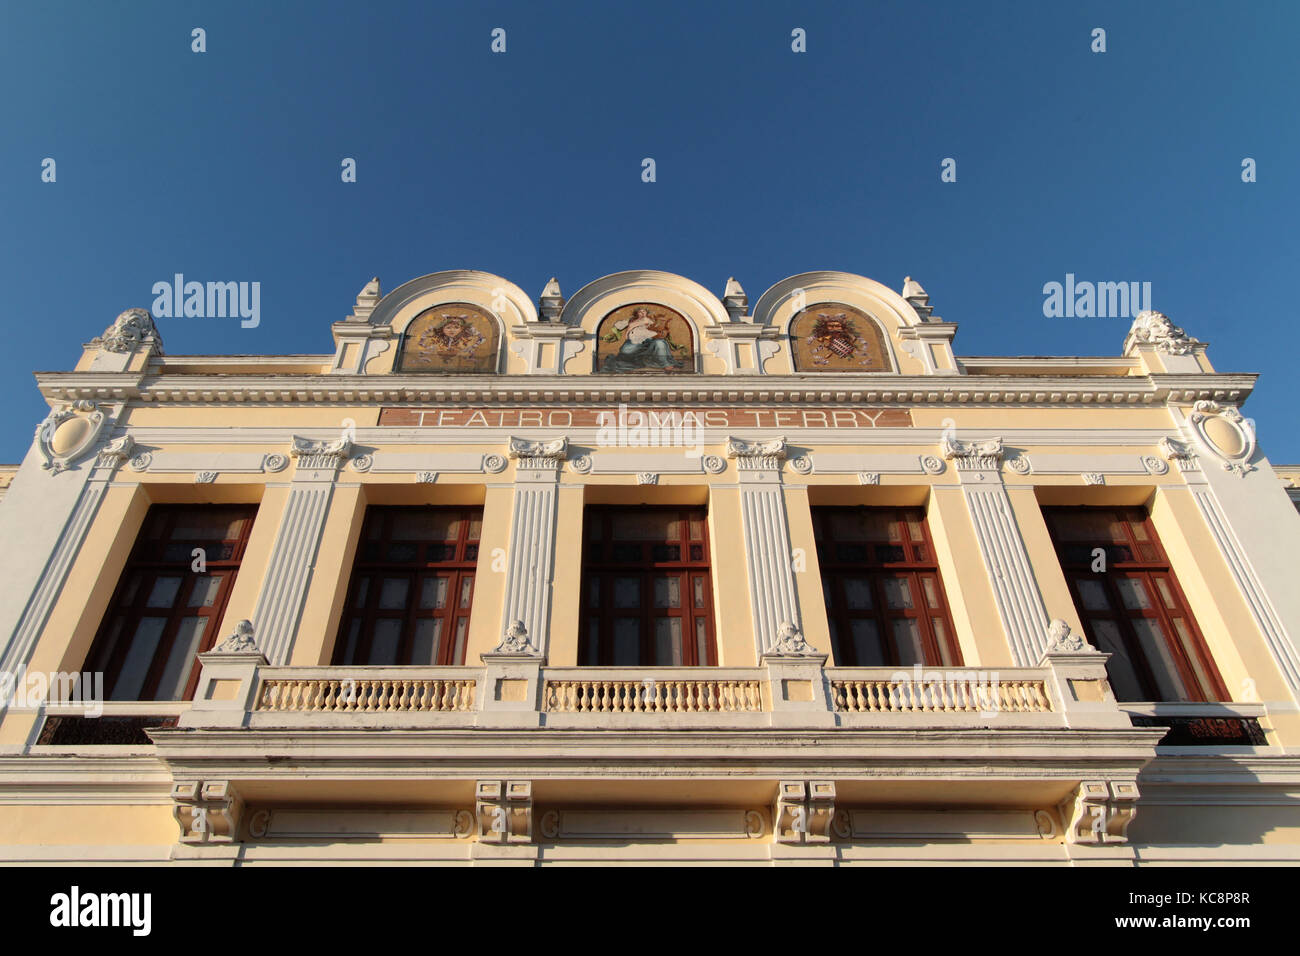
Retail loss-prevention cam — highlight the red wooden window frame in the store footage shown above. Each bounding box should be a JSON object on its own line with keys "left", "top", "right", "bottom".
{"left": 812, "top": 506, "right": 963, "bottom": 668}
{"left": 332, "top": 506, "right": 481, "bottom": 666}
{"left": 1044, "top": 506, "right": 1228, "bottom": 702}
{"left": 86, "top": 505, "right": 257, "bottom": 701}
{"left": 579, "top": 506, "right": 717, "bottom": 666}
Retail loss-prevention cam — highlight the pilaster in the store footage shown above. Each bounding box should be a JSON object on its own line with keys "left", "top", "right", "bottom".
{"left": 728, "top": 437, "right": 804, "bottom": 660}
{"left": 250, "top": 435, "right": 351, "bottom": 665}
{"left": 498, "top": 437, "right": 566, "bottom": 656}
{"left": 941, "top": 435, "right": 1052, "bottom": 666}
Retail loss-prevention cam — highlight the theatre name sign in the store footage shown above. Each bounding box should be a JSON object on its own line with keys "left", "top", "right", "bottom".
{"left": 377, "top": 406, "right": 914, "bottom": 430}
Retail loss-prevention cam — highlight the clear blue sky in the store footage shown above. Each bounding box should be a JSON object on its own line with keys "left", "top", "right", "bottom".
{"left": 2, "top": 1, "right": 1296, "bottom": 460}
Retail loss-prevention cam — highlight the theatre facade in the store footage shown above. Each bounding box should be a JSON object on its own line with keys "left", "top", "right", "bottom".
{"left": 1, "top": 268, "right": 1298, "bottom": 865}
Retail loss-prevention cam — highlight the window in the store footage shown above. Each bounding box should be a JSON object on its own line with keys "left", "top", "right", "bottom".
{"left": 813, "top": 507, "right": 961, "bottom": 667}
{"left": 580, "top": 507, "right": 716, "bottom": 665}
{"left": 1044, "top": 507, "right": 1227, "bottom": 702}
{"left": 87, "top": 506, "right": 257, "bottom": 701}
{"left": 333, "top": 507, "right": 481, "bottom": 666}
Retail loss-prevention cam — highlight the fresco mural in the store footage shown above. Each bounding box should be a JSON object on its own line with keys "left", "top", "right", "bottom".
{"left": 596, "top": 304, "right": 694, "bottom": 373}
{"left": 397, "top": 303, "right": 500, "bottom": 373}
{"left": 789, "top": 303, "right": 892, "bottom": 372}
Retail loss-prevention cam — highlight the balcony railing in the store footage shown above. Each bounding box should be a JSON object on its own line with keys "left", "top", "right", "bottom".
{"left": 257, "top": 668, "right": 477, "bottom": 713}
{"left": 179, "top": 645, "right": 1130, "bottom": 732}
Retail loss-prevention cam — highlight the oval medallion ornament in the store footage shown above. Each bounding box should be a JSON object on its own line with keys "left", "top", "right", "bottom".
{"left": 36, "top": 401, "right": 107, "bottom": 474}
{"left": 1188, "top": 401, "right": 1256, "bottom": 476}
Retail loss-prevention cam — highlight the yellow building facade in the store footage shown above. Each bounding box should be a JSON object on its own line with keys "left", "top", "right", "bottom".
{"left": 1, "top": 269, "right": 1298, "bottom": 865}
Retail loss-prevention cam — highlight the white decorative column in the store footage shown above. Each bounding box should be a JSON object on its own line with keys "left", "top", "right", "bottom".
{"left": 496, "top": 437, "right": 566, "bottom": 657}
{"left": 0, "top": 426, "right": 134, "bottom": 682}
{"left": 1162, "top": 425, "right": 1300, "bottom": 699}
{"left": 941, "top": 436, "right": 1052, "bottom": 666}
{"left": 250, "top": 435, "right": 351, "bottom": 665}
{"left": 729, "top": 437, "right": 806, "bottom": 659}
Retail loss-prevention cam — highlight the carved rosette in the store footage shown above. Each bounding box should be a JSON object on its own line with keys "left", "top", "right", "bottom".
{"left": 1141, "top": 455, "right": 1169, "bottom": 476}
{"left": 940, "top": 435, "right": 1004, "bottom": 472}
{"left": 508, "top": 436, "right": 567, "bottom": 470}
{"left": 702, "top": 454, "right": 726, "bottom": 475}
{"left": 1124, "top": 310, "right": 1202, "bottom": 356}
{"left": 484, "top": 454, "right": 507, "bottom": 474}
{"left": 128, "top": 451, "right": 153, "bottom": 472}
{"left": 350, "top": 454, "right": 374, "bottom": 473}
{"left": 1187, "top": 402, "right": 1256, "bottom": 476}
{"left": 919, "top": 454, "right": 946, "bottom": 475}
{"left": 1006, "top": 455, "right": 1032, "bottom": 476}
{"left": 789, "top": 455, "right": 813, "bottom": 475}
{"left": 263, "top": 453, "right": 289, "bottom": 473}
{"left": 727, "top": 436, "right": 787, "bottom": 471}
{"left": 100, "top": 308, "right": 162, "bottom": 354}
{"left": 569, "top": 455, "right": 593, "bottom": 474}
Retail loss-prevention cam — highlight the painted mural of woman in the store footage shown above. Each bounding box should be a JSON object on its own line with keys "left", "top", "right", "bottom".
{"left": 600, "top": 307, "right": 688, "bottom": 372}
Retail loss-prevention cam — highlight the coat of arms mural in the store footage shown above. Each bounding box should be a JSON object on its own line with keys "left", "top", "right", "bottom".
{"left": 397, "top": 303, "right": 500, "bottom": 373}
{"left": 596, "top": 304, "right": 694, "bottom": 373}
{"left": 789, "top": 303, "right": 892, "bottom": 372}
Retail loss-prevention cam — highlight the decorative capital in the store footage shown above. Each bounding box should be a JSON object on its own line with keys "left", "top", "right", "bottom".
{"left": 1044, "top": 619, "right": 1094, "bottom": 654}
{"left": 493, "top": 620, "right": 538, "bottom": 656}
{"left": 213, "top": 620, "right": 260, "bottom": 654}
{"left": 95, "top": 435, "right": 135, "bottom": 470}
{"left": 940, "top": 434, "right": 1004, "bottom": 471}
{"left": 100, "top": 308, "right": 162, "bottom": 354}
{"left": 726, "top": 436, "right": 787, "bottom": 470}
{"left": 289, "top": 434, "right": 353, "bottom": 471}
{"left": 508, "top": 436, "right": 567, "bottom": 469}
{"left": 1124, "top": 310, "right": 1202, "bottom": 356}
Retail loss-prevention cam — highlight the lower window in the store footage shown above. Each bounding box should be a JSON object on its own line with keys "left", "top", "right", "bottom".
{"left": 1044, "top": 506, "right": 1227, "bottom": 702}
{"left": 813, "top": 506, "right": 962, "bottom": 667}
{"left": 580, "top": 507, "right": 716, "bottom": 666}
{"left": 87, "top": 505, "right": 257, "bottom": 701}
{"left": 333, "top": 506, "right": 481, "bottom": 665}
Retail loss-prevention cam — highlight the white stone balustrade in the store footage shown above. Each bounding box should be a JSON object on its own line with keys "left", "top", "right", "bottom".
{"left": 177, "top": 650, "right": 1130, "bottom": 731}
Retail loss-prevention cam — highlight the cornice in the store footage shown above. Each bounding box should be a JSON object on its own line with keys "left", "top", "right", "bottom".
{"left": 34, "top": 371, "right": 1258, "bottom": 409}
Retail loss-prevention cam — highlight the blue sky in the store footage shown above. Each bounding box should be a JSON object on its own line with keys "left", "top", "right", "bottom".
{"left": 2, "top": 0, "right": 1297, "bottom": 459}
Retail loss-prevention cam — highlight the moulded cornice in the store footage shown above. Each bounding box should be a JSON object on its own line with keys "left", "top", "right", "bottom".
{"left": 33, "top": 371, "right": 1260, "bottom": 409}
